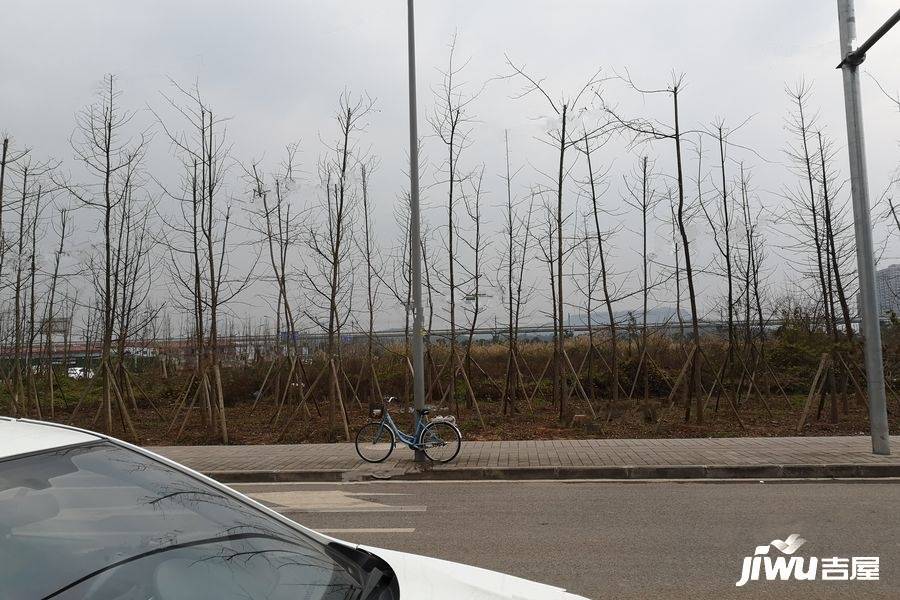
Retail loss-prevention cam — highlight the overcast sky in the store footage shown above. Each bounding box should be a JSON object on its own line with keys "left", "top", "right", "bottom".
{"left": 2, "top": 1, "right": 899, "bottom": 332}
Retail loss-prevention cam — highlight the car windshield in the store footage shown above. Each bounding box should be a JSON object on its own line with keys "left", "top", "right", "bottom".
{"left": 0, "top": 441, "right": 361, "bottom": 600}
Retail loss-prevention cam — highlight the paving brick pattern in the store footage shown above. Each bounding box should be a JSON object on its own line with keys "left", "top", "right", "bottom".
{"left": 150, "top": 436, "right": 900, "bottom": 479}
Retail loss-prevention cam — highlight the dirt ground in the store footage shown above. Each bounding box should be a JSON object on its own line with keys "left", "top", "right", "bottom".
{"left": 51, "top": 371, "right": 897, "bottom": 446}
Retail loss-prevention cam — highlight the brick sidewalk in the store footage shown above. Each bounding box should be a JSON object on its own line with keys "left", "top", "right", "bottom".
{"left": 149, "top": 435, "right": 900, "bottom": 482}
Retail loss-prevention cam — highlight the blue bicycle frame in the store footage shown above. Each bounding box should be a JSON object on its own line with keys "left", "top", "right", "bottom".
{"left": 376, "top": 404, "right": 428, "bottom": 450}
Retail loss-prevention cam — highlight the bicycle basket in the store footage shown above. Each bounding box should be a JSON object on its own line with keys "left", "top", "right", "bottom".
{"left": 428, "top": 415, "right": 456, "bottom": 425}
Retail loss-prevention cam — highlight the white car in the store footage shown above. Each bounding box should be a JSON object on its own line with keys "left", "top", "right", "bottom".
{"left": 0, "top": 418, "right": 588, "bottom": 600}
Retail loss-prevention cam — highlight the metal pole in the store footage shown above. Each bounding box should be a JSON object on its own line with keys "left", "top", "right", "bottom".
{"left": 406, "top": 0, "right": 427, "bottom": 462}
{"left": 836, "top": 0, "right": 890, "bottom": 455}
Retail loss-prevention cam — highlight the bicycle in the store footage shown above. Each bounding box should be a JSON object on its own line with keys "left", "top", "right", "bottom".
{"left": 355, "top": 396, "right": 462, "bottom": 464}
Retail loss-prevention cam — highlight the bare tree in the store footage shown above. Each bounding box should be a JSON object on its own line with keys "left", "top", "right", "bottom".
{"left": 111, "top": 169, "right": 159, "bottom": 418}
{"left": 42, "top": 206, "right": 73, "bottom": 418}
{"left": 781, "top": 83, "right": 831, "bottom": 331}
{"left": 503, "top": 56, "right": 604, "bottom": 421}
{"left": 622, "top": 156, "right": 659, "bottom": 407}
{"left": 573, "top": 220, "right": 601, "bottom": 406}
{"left": 25, "top": 181, "right": 43, "bottom": 416}
{"left": 882, "top": 178, "right": 900, "bottom": 240}
{"left": 735, "top": 163, "right": 785, "bottom": 411}
{"left": 11, "top": 157, "right": 54, "bottom": 418}
{"left": 155, "top": 80, "right": 250, "bottom": 442}
{"left": 0, "top": 137, "right": 30, "bottom": 300}
{"left": 246, "top": 145, "right": 304, "bottom": 422}
{"left": 63, "top": 75, "right": 148, "bottom": 439}
{"left": 667, "top": 187, "right": 685, "bottom": 340}
{"left": 429, "top": 36, "right": 479, "bottom": 413}
{"left": 0, "top": 137, "right": 31, "bottom": 417}
{"left": 497, "top": 132, "right": 533, "bottom": 415}
{"left": 816, "top": 131, "right": 854, "bottom": 341}
{"left": 580, "top": 130, "right": 620, "bottom": 413}
{"left": 461, "top": 167, "right": 488, "bottom": 409}
{"left": 817, "top": 130, "right": 856, "bottom": 420}
{"left": 303, "top": 91, "right": 373, "bottom": 440}
{"left": 700, "top": 124, "right": 736, "bottom": 364}
{"left": 606, "top": 73, "right": 704, "bottom": 423}
{"left": 358, "top": 162, "right": 382, "bottom": 407}
{"left": 781, "top": 83, "right": 860, "bottom": 427}
{"left": 699, "top": 123, "right": 746, "bottom": 410}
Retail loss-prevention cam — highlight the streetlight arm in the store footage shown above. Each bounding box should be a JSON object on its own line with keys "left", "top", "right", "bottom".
{"left": 836, "top": 6, "right": 900, "bottom": 68}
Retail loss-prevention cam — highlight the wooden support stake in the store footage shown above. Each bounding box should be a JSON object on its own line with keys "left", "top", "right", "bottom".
{"left": 701, "top": 353, "right": 729, "bottom": 413}
{"left": 330, "top": 358, "right": 352, "bottom": 441}
{"left": 124, "top": 368, "right": 166, "bottom": 421}
{"left": 175, "top": 378, "right": 204, "bottom": 441}
{"left": 275, "top": 363, "right": 328, "bottom": 438}
{"left": 340, "top": 365, "right": 364, "bottom": 410}
{"left": 653, "top": 345, "right": 698, "bottom": 433}
{"left": 763, "top": 355, "right": 794, "bottom": 410}
{"left": 68, "top": 377, "right": 98, "bottom": 424}
{"left": 455, "top": 353, "right": 486, "bottom": 429}
{"left": 734, "top": 350, "right": 773, "bottom": 418}
{"left": 627, "top": 347, "right": 647, "bottom": 402}
{"left": 838, "top": 352, "right": 869, "bottom": 409}
{"left": 526, "top": 356, "right": 553, "bottom": 409}
{"left": 250, "top": 357, "right": 278, "bottom": 414}
{"left": 664, "top": 345, "right": 697, "bottom": 409}
{"left": 270, "top": 356, "right": 297, "bottom": 428}
{"left": 105, "top": 363, "right": 139, "bottom": 443}
{"left": 563, "top": 348, "right": 597, "bottom": 419}
{"left": 511, "top": 351, "right": 536, "bottom": 417}
{"left": 470, "top": 355, "right": 504, "bottom": 395}
{"left": 797, "top": 354, "right": 829, "bottom": 432}
{"left": 166, "top": 373, "right": 196, "bottom": 434}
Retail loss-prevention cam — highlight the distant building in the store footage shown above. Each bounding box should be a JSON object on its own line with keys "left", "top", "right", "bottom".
{"left": 858, "top": 263, "right": 900, "bottom": 321}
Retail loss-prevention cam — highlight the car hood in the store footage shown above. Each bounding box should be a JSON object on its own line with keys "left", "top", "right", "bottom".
{"left": 359, "top": 545, "right": 589, "bottom": 600}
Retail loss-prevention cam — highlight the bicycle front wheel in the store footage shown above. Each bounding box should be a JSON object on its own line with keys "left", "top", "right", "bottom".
{"left": 355, "top": 422, "right": 395, "bottom": 463}
{"left": 420, "top": 421, "right": 461, "bottom": 463}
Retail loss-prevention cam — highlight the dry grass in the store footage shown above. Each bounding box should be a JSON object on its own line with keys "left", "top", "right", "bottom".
{"left": 35, "top": 331, "right": 899, "bottom": 445}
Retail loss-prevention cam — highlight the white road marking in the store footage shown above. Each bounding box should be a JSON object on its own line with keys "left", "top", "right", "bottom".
{"left": 249, "top": 490, "right": 425, "bottom": 512}
{"left": 343, "top": 492, "right": 410, "bottom": 496}
{"left": 317, "top": 528, "right": 416, "bottom": 534}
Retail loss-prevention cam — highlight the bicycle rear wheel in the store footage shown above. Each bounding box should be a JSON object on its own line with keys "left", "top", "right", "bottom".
{"left": 355, "top": 422, "right": 395, "bottom": 463}
{"left": 420, "top": 421, "right": 461, "bottom": 463}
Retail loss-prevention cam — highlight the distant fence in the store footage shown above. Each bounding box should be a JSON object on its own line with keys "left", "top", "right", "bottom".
{"left": 0, "top": 317, "right": 859, "bottom": 366}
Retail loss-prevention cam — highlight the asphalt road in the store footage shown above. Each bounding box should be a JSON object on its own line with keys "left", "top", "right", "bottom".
{"left": 232, "top": 479, "right": 900, "bottom": 600}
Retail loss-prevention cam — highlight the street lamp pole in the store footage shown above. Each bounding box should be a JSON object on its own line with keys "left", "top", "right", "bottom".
{"left": 406, "top": 0, "right": 427, "bottom": 462}
{"left": 836, "top": 0, "right": 891, "bottom": 455}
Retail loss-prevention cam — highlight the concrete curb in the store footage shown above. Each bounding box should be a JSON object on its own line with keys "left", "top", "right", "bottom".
{"left": 205, "top": 469, "right": 345, "bottom": 483}
{"left": 204, "top": 462, "right": 900, "bottom": 483}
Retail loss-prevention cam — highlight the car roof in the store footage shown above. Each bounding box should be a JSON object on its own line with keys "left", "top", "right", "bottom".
{"left": 0, "top": 417, "right": 101, "bottom": 460}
